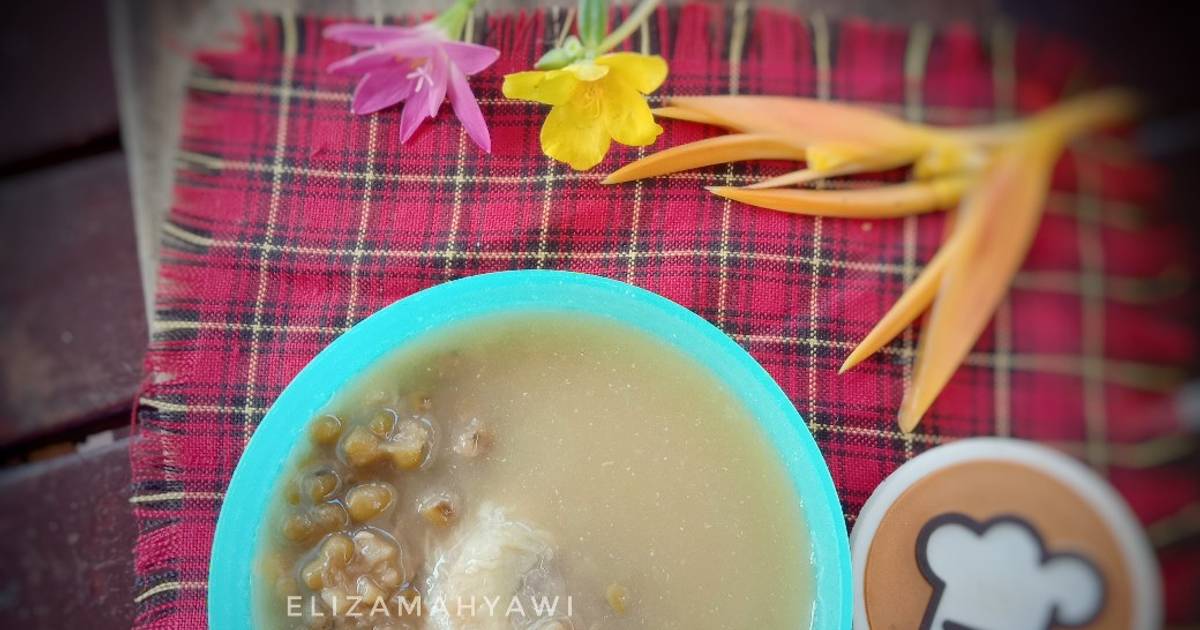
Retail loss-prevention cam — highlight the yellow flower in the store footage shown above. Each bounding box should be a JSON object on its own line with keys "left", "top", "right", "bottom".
{"left": 503, "top": 52, "right": 668, "bottom": 170}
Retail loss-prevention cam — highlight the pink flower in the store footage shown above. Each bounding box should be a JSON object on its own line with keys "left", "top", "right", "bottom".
{"left": 325, "top": 23, "right": 499, "bottom": 152}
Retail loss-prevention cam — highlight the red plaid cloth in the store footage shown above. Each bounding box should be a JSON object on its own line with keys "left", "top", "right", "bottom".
{"left": 132, "top": 4, "right": 1199, "bottom": 627}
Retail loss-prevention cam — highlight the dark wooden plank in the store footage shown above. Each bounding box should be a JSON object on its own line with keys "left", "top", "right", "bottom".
{"left": 0, "top": 1, "right": 119, "bottom": 167}
{"left": 0, "top": 153, "right": 146, "bottom": 448}
{"left": 0, "top": 435, "right": 134, "bottom": 628}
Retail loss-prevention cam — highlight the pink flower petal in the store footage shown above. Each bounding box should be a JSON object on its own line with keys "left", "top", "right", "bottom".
{"left": 323, "top": 23, "right": 429, "bottom": 46}
{"left": 446, "top": 63, "right": 490, "bottom": 152}
{"left": 351, "top": 68, "right": 416, "bottom": 115}
{"left": 441, "top": 41, "right": 500, "bottom": 75}
{"left": 425, "top": 51, "right": 450, "bottom": 119}
{"left": 326, "top": 39, "right": 436, "bottom": 76}
{"left": 399, "top": 82, "right": 433, "bottom": 143}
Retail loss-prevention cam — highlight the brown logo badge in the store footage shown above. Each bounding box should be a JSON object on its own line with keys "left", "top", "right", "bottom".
{"left": 851, "top": 439, "right": 1160, "bottom": 630}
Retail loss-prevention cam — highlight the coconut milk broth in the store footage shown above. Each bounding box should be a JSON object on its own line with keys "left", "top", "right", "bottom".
{"left": 259, "top": 313, "right": 813, "bottom": 629}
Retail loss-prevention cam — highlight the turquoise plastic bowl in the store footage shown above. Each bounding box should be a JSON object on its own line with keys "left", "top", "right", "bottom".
{"left": 209, "top": 270, "right": 852, "bottom": 629}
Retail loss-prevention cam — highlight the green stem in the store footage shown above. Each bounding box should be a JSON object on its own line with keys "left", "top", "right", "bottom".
{"left": 596, "top": 0, "right": 663, "bottom": 54}
{"left": 434, "top": 0, "right": 478, "bottom": 41}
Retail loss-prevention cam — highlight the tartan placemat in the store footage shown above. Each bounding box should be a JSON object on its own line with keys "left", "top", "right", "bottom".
{"left": 131, "top": 3, "right": 1199, "bottom": 626}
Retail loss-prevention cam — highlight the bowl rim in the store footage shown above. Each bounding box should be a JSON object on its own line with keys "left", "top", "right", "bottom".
{"left": 208, "top": 270, "right": 852, "bottom": 629}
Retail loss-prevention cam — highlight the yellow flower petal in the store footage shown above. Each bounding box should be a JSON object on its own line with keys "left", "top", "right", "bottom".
{"left": 563, "top": 62, "right": 610, "bottom": 82}
{"left": 540, "top": 87, "right": 611, "bottom": 171}
{"left": 596, "top": 53, "right": 668, "bottom": 94}
{"left": 601, "top": 78, "right": 663, "bottom": 147}
{"left": 502, "top": 69, "right": 580, "bottom": 105}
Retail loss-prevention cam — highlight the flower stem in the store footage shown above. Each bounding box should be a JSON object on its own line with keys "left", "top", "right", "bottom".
{"left": 435, "top": 0, "right": 478, "bottom": 41}
{"left": 596, "top": 0, "right": 663, "bottom": 54}
{"left": 578, "top": 0, "right": 609, "bottom": 49}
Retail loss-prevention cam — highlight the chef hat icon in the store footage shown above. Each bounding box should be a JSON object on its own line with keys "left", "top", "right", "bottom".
{"left": 915, "top": 513, "right": 1106, "bottom": 630}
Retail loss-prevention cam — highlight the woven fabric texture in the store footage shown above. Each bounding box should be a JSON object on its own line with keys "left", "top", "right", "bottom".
{"left": 132, "top": 4, "right": 1198, "bottom": 626}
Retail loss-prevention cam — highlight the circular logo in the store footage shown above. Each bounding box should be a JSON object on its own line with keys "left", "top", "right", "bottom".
{"left": 850, "top": 438, "right": 1160, "bottom": 630}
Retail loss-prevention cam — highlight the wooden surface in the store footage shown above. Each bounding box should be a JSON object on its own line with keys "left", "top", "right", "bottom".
{"left": 0, "top": 2, "right": 118, "bottom": 168}
{"left": 0, "top": 436, "right": 136, "bottom": 627}
{"left": 0, "top": 2, "right": 143, "bottom": 628}
{"left": 0, "top": 153, "right": 145, "bottom": 449}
